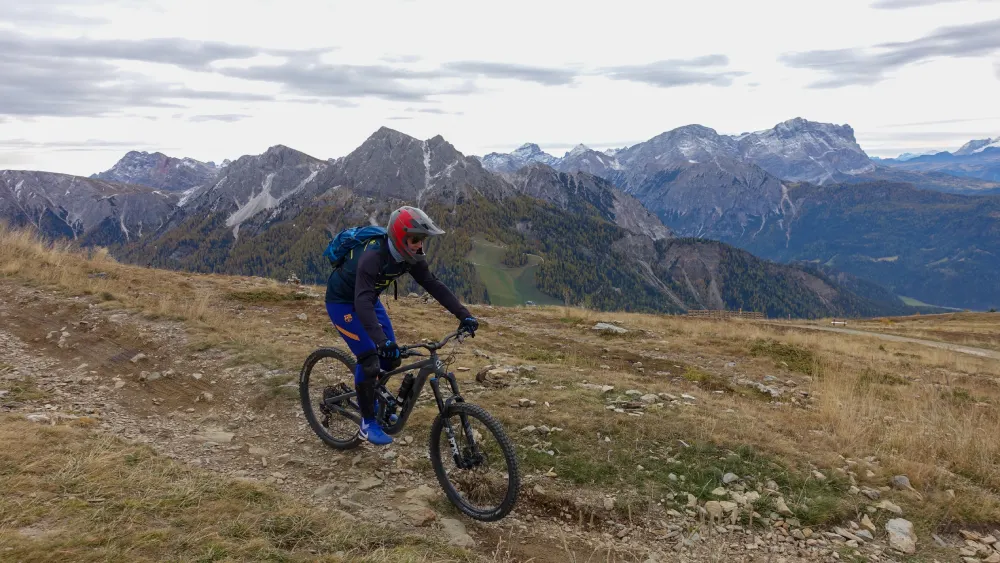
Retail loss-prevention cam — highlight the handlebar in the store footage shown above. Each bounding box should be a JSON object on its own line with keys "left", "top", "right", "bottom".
{"left": 400, "top": 329, "right": 470, "bottom": 357}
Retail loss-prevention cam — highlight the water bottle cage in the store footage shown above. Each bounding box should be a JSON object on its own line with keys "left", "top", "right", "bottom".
{"left": 397, "top": 373, "right": 416, "bottom": 402}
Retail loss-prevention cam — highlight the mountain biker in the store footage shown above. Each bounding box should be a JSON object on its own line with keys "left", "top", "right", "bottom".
{"left": 325, "top": 206, "right": 479, "bottom": 446}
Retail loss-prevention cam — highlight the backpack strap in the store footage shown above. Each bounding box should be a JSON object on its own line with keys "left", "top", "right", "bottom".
{"left": 373, "top": 237, "right": 400, "bottom": 302}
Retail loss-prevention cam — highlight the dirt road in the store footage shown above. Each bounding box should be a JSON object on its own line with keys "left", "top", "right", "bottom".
{"left": 769, "top": 323, "right": 1000, "bottom": 361}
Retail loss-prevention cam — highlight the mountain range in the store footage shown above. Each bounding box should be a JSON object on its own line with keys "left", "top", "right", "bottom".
{"left": 480, "top": 120, "right": 1000, "bottom": 310}
{"left": 1, "top": 118, "right": 997, "bottom": 313}
{"left": 876, "top": 143, "right": 1000, "bottom": 183}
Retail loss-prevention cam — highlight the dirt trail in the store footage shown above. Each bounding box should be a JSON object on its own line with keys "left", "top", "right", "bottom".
{"left": 770, "top": 323, "right": 1000, "bottom": 361}
{"left": 0, "top": 281, "right": 913, "bottom": 563}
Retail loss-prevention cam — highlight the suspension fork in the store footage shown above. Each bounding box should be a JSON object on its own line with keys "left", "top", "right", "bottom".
{"left": 430, "top": 367, "right": 481, "bottom": 467}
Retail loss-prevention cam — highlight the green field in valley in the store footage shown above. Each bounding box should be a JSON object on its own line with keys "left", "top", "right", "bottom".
{"left": 466, "top": 238, "right": 562, "bottom": 307}
{"left": 899, "top": 295, "right": 965, "bottom": 311}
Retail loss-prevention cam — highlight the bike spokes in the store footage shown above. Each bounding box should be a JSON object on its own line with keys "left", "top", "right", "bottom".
{"left": 433, "top": 405, "right": 518, "bottom": 519}
{"left": 301, "top": 350, "right": 362, "bottom": 448}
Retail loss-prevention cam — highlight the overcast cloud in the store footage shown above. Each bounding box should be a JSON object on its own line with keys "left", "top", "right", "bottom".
{"left": 780, "top": 18, "right": 1000, "bottom": 87}
{"left": 1, "top": 0, "right": 999, "bottom": 173}
{"left": 871, "top": 0, "right": 997, "bottom": 8}
{"left": 597, "top": 55, "right": 747, "bottom": 87}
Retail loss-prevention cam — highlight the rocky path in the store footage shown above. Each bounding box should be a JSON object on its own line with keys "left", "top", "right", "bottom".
{"left": 2, "top": 280, "right": 985, "bottom": 562}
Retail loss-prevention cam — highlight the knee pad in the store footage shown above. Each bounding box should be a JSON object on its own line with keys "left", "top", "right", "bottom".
{"left": 360, "top": 354, "right": 381, "bottom": 380}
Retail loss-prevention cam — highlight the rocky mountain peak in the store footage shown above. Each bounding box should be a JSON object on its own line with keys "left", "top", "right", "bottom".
{"left": 955, "top": 137, "right": 999, "bottom": 156}
{"left": 555, "top": 145, "right": 622, "bottom": 178}
{"left": 92, "top": 150, "right": 218, "bottom": 192}
{"left": 326, "top": 128, "right": 511, "bottom": 205}
{"left": 257, "top": 145, "right": 325, "bottom": 168}
{"left": 630, "top": 125, "right": 736, "bottom": 164}
{"left": 768, "top": 117, "right": 857, "bottom": 142}
{"left": 366, "top": 126, "right": 418, "bottom": 146}
{"left": 480, "top": 142, "right": 558, "bottom": 174}
{"left": 176, "top": 144, "right": 328, "bottom": 240}
{"left": 511, "top": 143, "right": 547, "bottom": 158}
{"left": 736, "top": 118, "right": 873, "bottom": 183}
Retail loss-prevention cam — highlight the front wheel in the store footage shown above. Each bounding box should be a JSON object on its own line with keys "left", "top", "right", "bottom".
{"left": 429, "top": 403, "right": 520, "bottom": 521}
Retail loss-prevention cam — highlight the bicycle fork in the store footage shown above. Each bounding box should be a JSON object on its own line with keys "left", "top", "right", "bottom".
{"left": 430, "top": 371, "right": 481, "bottom": 469}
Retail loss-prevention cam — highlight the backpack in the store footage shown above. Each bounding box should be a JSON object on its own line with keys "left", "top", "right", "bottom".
{"left": 323, "top": 226, "right": 387, "bottom": 269}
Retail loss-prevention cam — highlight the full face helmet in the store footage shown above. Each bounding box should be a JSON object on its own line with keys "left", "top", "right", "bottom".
{"left": 386, "top": 206, "right": 445, "bottom": 264}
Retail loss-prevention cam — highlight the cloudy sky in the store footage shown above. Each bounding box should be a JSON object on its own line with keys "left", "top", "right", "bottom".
{"left": 2, "top": 0, "right": 1000, "bottom": 175}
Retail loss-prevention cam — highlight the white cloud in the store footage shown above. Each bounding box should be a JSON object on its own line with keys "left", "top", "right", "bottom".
{"left": 2, "top": 0, "right": 1000, "bottom": 173}
{"left": 780, "top": 18, "right": 1000, "bottom": 87}
{"left": 871, "top": 0, "right": 997, "bottom": 8}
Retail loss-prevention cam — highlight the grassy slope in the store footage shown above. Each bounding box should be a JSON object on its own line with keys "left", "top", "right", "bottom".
{"left": 849, "top": 311, "right": 1000, "bottom": 352}
{"left": 466, "top": 238, "right": 561, "bottom": 307}
{"left": 741, "top": 181, "right": 1000, "bottom": 311}
{"left": 3, "top": 225, "right": 1000, "bottom": 561}
{"left": 0, "top": 416, "right": 470, "bottom": 562}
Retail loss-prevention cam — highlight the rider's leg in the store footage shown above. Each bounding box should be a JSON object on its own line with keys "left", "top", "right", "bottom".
{"left": 374, "top": 300, "right": 400, "bottom": 372}
{"left": 325, "top": 302, "right": 392, "bottom": 445}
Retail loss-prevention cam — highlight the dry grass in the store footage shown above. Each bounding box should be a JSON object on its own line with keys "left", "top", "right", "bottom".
{"left": 0, "top": 416, "right": 473, "bottom": 562}
{"left": 4, "top": 226, "right": 1000, "bottom": 554}
{"left": 0, "top": 225, "right": 311, "bottom": 369}
{"left": 477, "top": 303, "right": 1000, "bottom": 533}
{"left": 841, "top": 312, "right": 1000, "bottom": 352}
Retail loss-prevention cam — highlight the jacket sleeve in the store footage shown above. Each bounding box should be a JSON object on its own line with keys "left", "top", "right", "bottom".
{"left": 354, "top": 249, "right": 388, "bottom": 345}
{"left": 410, "top": 261, "right": 472, "bottom": 320}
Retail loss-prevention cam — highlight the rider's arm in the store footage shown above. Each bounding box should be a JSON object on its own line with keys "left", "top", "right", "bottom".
{"left": 354, "top": 249, "right": 388, "bottom": 345}
{"left": 409, "top": 261, "right": 472, "bottom": 320}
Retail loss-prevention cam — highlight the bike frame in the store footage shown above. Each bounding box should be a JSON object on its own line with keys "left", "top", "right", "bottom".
{"left": 323, "top": 331, "right": 468, "bottom": 436}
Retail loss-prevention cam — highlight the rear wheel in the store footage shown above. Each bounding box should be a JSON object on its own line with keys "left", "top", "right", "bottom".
{"left": 429, "top": 402, "right": 520, "bottom": 521}
{"left": 299, "top": 348, "right": 363, "bottom": 450}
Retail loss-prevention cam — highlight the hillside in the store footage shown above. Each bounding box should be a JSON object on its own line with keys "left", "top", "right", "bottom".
{"left": 843, "top": 167, "right": 1000, "bottom": 195}
{"left": 0, "top": 170, "right": 178, "bottom": 243}
{"left": 738, "top": 181, "right": 1000, "bottom": 311}
{"left": 3, "top": 227, "right": 1000, "bottom": 562}
{"left": 878, "top": 147, "right": 1000, "bottom": 184}
{"left": 121, "top": 191, "right": 916, "bottom": 319}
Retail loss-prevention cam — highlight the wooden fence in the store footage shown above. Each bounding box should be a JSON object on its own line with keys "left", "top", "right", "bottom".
{"left": 685, "top": 309, "right": 765, "bottom": 320}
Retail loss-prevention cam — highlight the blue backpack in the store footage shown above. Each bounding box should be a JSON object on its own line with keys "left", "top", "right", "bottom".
{"left": 323, "top": 226, "right": 387, "bottom": 269}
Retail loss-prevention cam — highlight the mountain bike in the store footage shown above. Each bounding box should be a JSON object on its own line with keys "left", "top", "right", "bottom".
{"left": 299, "top": 329, "right": 520, "bottom": 522}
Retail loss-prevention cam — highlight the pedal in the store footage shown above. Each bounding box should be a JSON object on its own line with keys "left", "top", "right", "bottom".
{"left": 375, "top": 385, "right": 400, "bottom": 426}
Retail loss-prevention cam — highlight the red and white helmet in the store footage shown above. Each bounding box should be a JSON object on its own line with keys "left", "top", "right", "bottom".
{"left": 387, "top": 206, "right": 445, "bottom": 264}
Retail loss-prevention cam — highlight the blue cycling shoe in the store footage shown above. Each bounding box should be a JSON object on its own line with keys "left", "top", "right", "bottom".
{"left": 359, "top": 418, "right": 393, "bottom": 446}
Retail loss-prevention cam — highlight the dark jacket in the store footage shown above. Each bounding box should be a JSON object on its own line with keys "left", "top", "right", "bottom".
{"left": 325, "top": 236, "right": 471, "bottom": 345}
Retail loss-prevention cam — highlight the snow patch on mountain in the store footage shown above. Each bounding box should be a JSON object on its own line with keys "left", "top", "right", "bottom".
{"left": 955, "top": 137, "right": 999, "bottom": 156}
{"left": 973, "top": 138, "right": 1000, "bottom": 154}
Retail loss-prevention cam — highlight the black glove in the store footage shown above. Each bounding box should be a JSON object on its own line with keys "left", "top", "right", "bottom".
{"left": 458, "top": 316, "right": 479, "bottom": 337}
{"left": 377, "top": 340, "right": 400, "bottom": 360}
